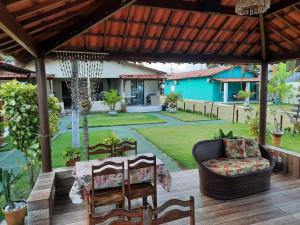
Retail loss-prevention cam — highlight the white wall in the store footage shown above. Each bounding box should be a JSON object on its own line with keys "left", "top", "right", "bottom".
{"left": 144, "top": 80, "right": 159, "bottom": 101}
{"left": 25, "top": 59, "right": 161, "bottom": 79}
{"left": 52, "top": 79, "right": 63, "bottom": 101}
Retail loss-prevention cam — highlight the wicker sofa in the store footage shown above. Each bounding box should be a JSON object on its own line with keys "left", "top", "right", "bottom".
{"left": 192, "top": 139, "right": 275, "bottom": 200}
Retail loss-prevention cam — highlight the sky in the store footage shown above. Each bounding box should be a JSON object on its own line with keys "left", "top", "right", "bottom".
{"left": 142, "top": 63, "right": 207, "bottom": 74}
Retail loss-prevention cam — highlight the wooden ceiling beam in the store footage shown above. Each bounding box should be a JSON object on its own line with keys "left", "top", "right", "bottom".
{"left": 138, "top": 8, "right": 153, "bottom": 50}
{"left": 259, "top": 14, "right": 267, "bottom": 61}
{"left": 154, "top": 10, "right": 174, "bottom": 52}
{"left": 185, "top": 15, "right": 211, "bottom": 53}
{"left": 268, "top": 25, "right": 299, "bottom": 49}
{"left": 169, "top": 13, "right": 192, "bottom": 52}
{"left": 121, "top": 6, "right": 132, "bottom": 51}
{"left": 230, "top": 27, "right": 259, "bottom": 55}
{"left": 265, "top": 0, "right": 300, "bottom": 16}
{"left": 273, "top": 14, "right": 300, "bottom": 37}
{"left": 134, "top": 0, "right": 254, "bottom": 18}
{"left": 40, "top": 0, "right": 137, "bottom": 54}
{"left": 268, "top": 50, "right": 300, "bottom": 63}
{"left": 0, "top": 1, "right": 38, "bottom": 57}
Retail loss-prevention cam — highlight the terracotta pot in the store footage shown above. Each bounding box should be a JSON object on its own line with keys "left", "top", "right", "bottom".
{"left": 2, "top": 200, "right": 27, "bottom": 225}
{"left": 66, "top": 157, "right": 80, "bottom": 167}
{"left": 271, "top": 131, "right": 284, "bottom": 147}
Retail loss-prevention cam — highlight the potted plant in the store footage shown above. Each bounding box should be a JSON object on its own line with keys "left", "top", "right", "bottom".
{"left": 103, "top": 133, "right": 121, "bottom": 156}
{"left": 270, "top": 109, "right": 284, "bottom": 147}
{"left": 237, "top": 90, "right": 253, "bottom": 107}
{"left": 62, "top": 147, "right": 81, "bottom": 166}
{"left": 0, "top": 118, "right": 4, "bottom": 146}
{"left": 1, "top": 168, "right": 27, "bottom": 225}
{"left": 165, "top": 92, "right": 180, "bottom": 112}
{"left": 103, "top": 89, "right": 123, "bottom": 115}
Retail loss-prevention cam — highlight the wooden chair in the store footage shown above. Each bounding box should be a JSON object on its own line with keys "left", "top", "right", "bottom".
{"left": 87, "top": 143, "right": 112, "bottom": 160}
{"left": 90, "top": 161, "right": 125, "bottom": 213}
{"left": 89, "top": 208, "right": 146, "bottom": 225}
{"left": 148, "top": 196, "right": 195, "bottom": 225}
{"left": 114, "top": 140, "right": 137, "bottom": 157}
{"left": 126, "top": 155, "right": 157, "bottom": 210}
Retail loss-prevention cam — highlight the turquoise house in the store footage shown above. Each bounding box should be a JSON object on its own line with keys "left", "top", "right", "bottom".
{"left": 164, "top": 66, "right": 259, "bottom": 102}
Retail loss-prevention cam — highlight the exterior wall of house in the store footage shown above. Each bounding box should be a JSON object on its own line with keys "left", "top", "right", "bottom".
{"left": 165, "top": 67, "right": 258, "bottom": 102}
{"left": 123, "top": 80, "right": 159, "bottom": 101}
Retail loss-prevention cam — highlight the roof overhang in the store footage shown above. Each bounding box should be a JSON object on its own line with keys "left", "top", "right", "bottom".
{"left": 211, "top": 77, "right": 260, "bottom": 83}
{"left": 120, "top": 74, "right": 167, "bottom": 80}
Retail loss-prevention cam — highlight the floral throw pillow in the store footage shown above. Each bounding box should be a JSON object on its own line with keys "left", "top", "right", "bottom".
{"left": 245, "top": 138, "right": 261, "bottom": 157}
{"left": 223, "top": 138, "right": 247, "bottom": 159}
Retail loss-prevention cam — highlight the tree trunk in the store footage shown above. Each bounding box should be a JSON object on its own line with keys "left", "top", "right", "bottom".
{"left": 71, "top": 61, "right": 80, "bottom": 148}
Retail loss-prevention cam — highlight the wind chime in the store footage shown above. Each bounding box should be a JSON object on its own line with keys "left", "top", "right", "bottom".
{"left": 235, "top": 0, "right": 271, "bottom": 15}
{"left": 56, "top": 51, "right": 104, "bottom": 158}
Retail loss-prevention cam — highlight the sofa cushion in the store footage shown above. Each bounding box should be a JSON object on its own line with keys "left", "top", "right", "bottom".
{"left": 245, "top": 139, "right": 261, "bottom": 157}
{"left": 202, "top": 157, "right": 270, "bottom": 176}
{"left": 223, "top": 138, "right": 247, "bottom": 159}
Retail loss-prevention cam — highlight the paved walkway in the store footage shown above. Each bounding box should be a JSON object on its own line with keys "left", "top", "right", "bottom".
{"left": 0, "top": 112, "right": 224, "bottom": 174}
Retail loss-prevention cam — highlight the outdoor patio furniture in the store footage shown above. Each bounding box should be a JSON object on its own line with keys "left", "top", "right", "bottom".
{"left": 126, "top": 155, "right": 157, "bottom": 210}
{"left": 88, "top": 208, "right": 145, "bottom": 225}
{"left": 87, "top": 143, "right": 112, "bottom": 160}
{"left": 192, "top": 139, "right": 275, "bottom": 200}
{"left": 148, "top": 196, "right": 195, "bottom": 225}
{"left": 90, "top": 161, "right": 125, "bottom": 213}
{"left": 69, "top": 153, "right": 171, "bottom": 204}
{"left": 114, "top": 140, "right": 137, "bottom": 156}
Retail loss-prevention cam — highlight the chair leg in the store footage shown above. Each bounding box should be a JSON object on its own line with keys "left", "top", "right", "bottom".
{"left": 143, "top": 197, "right": 147, "bottom": 207}
{"left": 152, "top": 193, "right": 157, "bottom": 208}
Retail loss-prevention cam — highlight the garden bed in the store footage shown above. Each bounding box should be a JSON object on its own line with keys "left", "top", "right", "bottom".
{"left": 67, "top": 113, "right": 165, "bottom": 128}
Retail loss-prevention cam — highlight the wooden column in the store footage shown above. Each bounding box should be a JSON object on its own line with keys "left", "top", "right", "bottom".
{"left": 35, "top": 57, "right": 52, "bottom": 172}
{"left": 259, "top": 62, "right": 268, "bottom": 145}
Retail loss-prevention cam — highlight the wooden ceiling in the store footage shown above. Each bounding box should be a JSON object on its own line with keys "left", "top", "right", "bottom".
{"left": 0, "top": 0, "right": 299, "bottom": 64}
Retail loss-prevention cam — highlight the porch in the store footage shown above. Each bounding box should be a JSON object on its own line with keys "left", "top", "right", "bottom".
{"left": 29, "top": 169, "right": 300, "bottom": 225}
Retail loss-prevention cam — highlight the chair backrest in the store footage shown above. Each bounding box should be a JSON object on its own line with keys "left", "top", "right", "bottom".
{"left": 87, "top": 143, "right": 112, "bottom": 160}
{"left": 148, "top": 196, "right": 195, "bottom": 225}
{"left": 91, "top": 161, "right": 125, "bottom": 210}
{"left": 114, "top": 140, "right": 137, "bottom": 157}
{"left": 127, "top": 155, "right": 156, "bottom": 191}
{"left": 89, "top": 208, "right": 146, "bottom": 225}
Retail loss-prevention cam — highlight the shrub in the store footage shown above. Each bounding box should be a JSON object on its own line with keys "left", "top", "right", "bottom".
{"left": 104, "top": 89, "right": 123, "bottom": 111}
{"left": 165, "top": 93, "right": 181, "bottom": 108}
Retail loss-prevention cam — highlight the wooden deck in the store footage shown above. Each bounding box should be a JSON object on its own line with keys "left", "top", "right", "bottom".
{"left": 52, "top": 169, "right": 300, "bottom": 225}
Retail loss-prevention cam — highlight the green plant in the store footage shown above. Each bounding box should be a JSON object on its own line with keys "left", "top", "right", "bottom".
{"left": 268, "top": 63, "right": 296, "bottom": 104}
{"left": 62, "top": 147, "right": 81, "bottom": 162}
{"left": 104, "top": 89, "right": 123, "bottom": 111}
{"left": 237, "top": 90, "right": 253, "bottom": 101}
{"left": 0, "top": 168, "right": 15, "bottom": 209}
{"left": 103, "top": 133, "right": 121, "bottom": 146}
{"left": 213, "top": 129, "right": 235, "bottom": 139}
{"left": 165, "top": 93, "right": 181, "bottom": 108}
{"left": 48, "top": 96, "right": 61, "bottom": 138}
{"left": 245, "top": 108, "right": 260, "bottom": 139}
{"left": 0, "top": 121, "right": 4, "bottom": 134}
{"left": 270, "top": 109, "right": 281, "bottom": 133}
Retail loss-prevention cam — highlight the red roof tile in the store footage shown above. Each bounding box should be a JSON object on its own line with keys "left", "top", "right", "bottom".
{"left": 167, "top": 66, "right": 233, "bottom": 80}
{"left": 120, "top": 74, "right": 167, "bottom": 80}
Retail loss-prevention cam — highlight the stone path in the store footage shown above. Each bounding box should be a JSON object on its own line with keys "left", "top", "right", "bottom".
{"left": 0, "top": 112, "right": 224, "bottom": 174}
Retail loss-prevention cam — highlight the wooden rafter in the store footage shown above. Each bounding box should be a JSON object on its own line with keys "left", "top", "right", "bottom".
{"left": 229, "top": 27, "right": 259, "bottom": 55}
{"left": 40, "top": 0, "right": 137, "bottom": 54}
{"left": 185, "top": 15, "right": 211, "bottom": 53}
{"left": 0, "top": 1, "right": 38, "bottom": 57}
{"left": 154, "top": 10, "right": 174, "bottom": 52}
{"left": 259, "top": 14, "right": 267, "bottom": 61}
{"left": 268, "top": 50, "right": 300, "bottom": 63}
{"left": 268, "top": 25, "right": 299, "bottom": 49}
{"left": 169, "top": 13, "right": 192, "bottom": 52}
{"left": 273, "top": 14, "right": 300, "bottom": 37}
{"left": 121, "top": 6, "right": 132, "bottom": 51}
{"left": 202, "top": 16, "right": 229, "bottom": 53}
{"left": 134, "top": 0, "right": 253, "bottom": 17}
{"left": 138, "top": 8, "right": 153, "bottom": 50}
{"left": 266, "top": 0, "right": 300, "bottom": 16}
{"left": 218, "top": 18, "right": 248, "bottom": 53}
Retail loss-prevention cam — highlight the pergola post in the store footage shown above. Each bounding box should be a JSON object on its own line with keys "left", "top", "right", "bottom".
{"left": 259, "top": 62, "right": 268, "bottom": 145}
{"left": 35, "top": 57, "right": 52, "bottom": 172}
{"left": 223, "top": 82, "right": 228, "bottom": 103}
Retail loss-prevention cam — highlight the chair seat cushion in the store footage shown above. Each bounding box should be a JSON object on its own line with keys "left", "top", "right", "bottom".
{"left": 202, "top": 157, "right": 270, "bottom": 176}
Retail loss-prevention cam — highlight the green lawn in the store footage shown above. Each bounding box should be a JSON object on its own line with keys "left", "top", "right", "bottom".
{"left": 161, "top": 111, "right": 216, "bottom": 122}
{"left": 51, "top": 130, "right": 113, "bottom": 168}
{"left": 136, "top": 122, "right": 300, "bottom": 169}
{"left": 67, "top": 113, "right": 165, "bottom": 128}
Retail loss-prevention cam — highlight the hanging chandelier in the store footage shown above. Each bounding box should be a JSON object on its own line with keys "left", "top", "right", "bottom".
{"left": 235, "top": 0, "right": 271, "bottom": 15}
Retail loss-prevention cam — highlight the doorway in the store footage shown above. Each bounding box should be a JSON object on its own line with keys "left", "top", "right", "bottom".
{"left": 131, "top": 80, "right": 144, "bottom": 105}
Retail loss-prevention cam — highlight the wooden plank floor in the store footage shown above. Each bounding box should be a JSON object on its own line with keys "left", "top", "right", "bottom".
{"left": 52, "top": 170, "right": 300, "bottom": 225}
